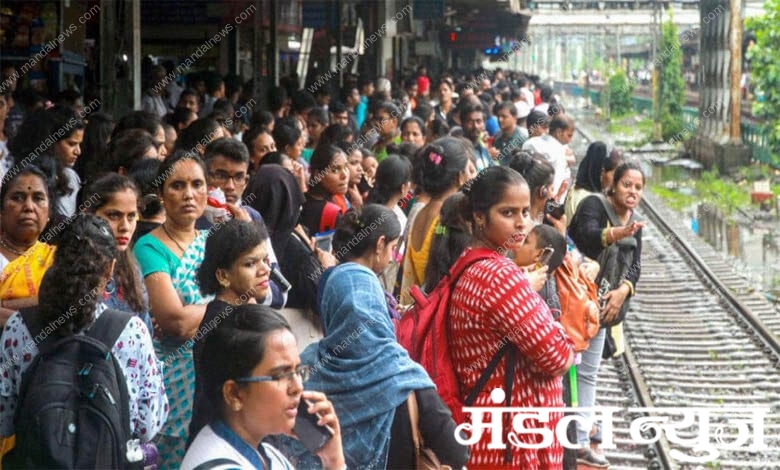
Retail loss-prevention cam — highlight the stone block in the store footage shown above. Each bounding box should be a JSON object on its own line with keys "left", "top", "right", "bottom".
{"left": 686, "top": 135, "right": 751, "bottom": 174}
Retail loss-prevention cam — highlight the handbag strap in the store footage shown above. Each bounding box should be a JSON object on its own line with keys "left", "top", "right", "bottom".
{"left": 594, "top": 193, "right": 639, "bottom": 229}
{"left": 461, "top": 342, "right": 517, "bottom": 464}
{"left": 407, "top": 390, "right": 423, "bottom": 456}
{"left": 464, "top": 342, "right": 513, "bottom": 405}
{"left": 503, "top": 345, "right": 517, "bottom": 464}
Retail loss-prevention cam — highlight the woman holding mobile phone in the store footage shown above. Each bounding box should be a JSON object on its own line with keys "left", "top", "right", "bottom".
{"left": 182, "top": 304, "right": 345, "bottom": 470}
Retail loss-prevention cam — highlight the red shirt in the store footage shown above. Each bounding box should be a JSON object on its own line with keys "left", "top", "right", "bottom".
{"left": 449, "top": 248, "right": 573, "bottom": 469}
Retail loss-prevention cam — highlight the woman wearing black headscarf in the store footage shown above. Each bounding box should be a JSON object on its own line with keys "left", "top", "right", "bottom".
{"left": 246, "top": 164, "right": 335, "bottom": 346}
{"left": 564, "top": 141, "right": 623, "bottom": 223}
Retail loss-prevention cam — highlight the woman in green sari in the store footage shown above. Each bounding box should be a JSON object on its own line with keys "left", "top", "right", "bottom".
{"left": 134, "top": 150, "right": 213, "bottom": 469}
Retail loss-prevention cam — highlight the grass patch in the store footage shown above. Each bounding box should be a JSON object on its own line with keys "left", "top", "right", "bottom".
{"left": 652, "top": 169, "right": 753, "bottom": 216}
{"left": 650, "top": 184, "right": 697, "bottom": 212}
{"left": 607, "top": 114, "right": 654, "bottom": 144}
{"left": 697, "top": 169, "right": 751, "bottom": 216}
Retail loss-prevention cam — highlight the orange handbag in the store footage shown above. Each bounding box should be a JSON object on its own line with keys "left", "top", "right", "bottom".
{"left": 554, "top": 255, "right": 601, "bottom": 352}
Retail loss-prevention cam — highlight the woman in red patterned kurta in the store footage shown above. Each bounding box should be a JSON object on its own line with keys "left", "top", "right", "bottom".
{"left": 449, "top": 166, "right": 574, "bottom": 469}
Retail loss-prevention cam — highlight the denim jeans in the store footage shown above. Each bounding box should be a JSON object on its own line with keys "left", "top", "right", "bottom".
{"left": 575, "top": 326, "right": 607, "bottom": 445}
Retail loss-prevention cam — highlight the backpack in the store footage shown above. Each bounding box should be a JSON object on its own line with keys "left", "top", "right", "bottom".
{"left": 6, "top": 307, "right": 141, "bottom": 469}
{"left": 592, "top": 194, "right": 641, "bottom": 327}
{"left": 397, "top": 250, "right": 517, "bottom": 426}
{"left": 554, "top": 255, "right": 601, "bottom": 352}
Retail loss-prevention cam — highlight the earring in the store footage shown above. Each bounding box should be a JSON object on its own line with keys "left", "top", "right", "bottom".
{"left": 233, "top": 402, "right": 242, "bottom": 411}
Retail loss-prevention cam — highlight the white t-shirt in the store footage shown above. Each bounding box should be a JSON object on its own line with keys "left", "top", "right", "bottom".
{"left": 182, "top": 424, "right": 294, "bottom": 470}
{"left": 522, "top": 135, "right": 571, "bottom": 196}
{"left": 55, "top": 167, "right": 82, "bottom": 218}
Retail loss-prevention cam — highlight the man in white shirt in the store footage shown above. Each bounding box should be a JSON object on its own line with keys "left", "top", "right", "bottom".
{"left": 518, "top": 76, "right": 535, "bottom": 107}
{"left": 141, "top": 66, "right": 169, "bottom": 118}
{"left": 522, "top": 113, "right": 575, "bottom": 198}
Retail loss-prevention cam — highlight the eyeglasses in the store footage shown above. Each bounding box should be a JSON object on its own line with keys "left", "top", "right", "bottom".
{"left": 209, "top": 171, "right": 249, "bottom": 185}
{"left": 235, "top": 365, "right": 310, "bottom": 386}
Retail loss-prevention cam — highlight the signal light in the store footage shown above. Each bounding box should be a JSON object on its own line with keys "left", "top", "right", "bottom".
{"left": 450, "top": 32, "right": 456, "bottom": 42}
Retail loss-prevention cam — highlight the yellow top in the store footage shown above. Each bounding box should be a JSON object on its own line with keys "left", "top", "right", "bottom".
{"left": 400, "top": 215, "right": 439, "bottom": 305}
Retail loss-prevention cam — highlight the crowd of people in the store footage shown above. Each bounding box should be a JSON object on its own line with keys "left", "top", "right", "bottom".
{"left": 0, "top": 64, "right": 645, "bottom": 469}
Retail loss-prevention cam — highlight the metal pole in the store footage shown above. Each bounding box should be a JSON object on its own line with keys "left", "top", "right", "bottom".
{"left": 269, "top": 0, "right": 278, "bottom": 85}
{"left": 253, "top": 0, "right": 261, "bottom": 106}
{"left": 132, "top": 0, "right": 141, "bottom": 110}
{"left": 99, "top": 0, "right": 116, "bottom": 114}
{"left": 336, "top": 0, "right": 343, "bottom": 89}
{"left": 729, "top": 0, "right": 743, "bottom": 142}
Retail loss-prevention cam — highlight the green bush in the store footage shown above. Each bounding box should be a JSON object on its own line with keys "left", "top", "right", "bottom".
{"left": 658, "top": 11, "right": 685, "bottom": 141}
{"left": 607, "top": 70, "right": 634, "bottom": 116}
{"left": 661, "top": 112, "right": 684, "bottom": 141}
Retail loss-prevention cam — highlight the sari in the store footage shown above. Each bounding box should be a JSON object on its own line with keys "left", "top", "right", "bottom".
{"left": 0, "top": 242, "right": 55, "bottom": 456}
{"left": 0, "top": 241, "right": 56, "bottom": 305}
{"left": 133, "top": 230, "right": 213, "bottom": 470}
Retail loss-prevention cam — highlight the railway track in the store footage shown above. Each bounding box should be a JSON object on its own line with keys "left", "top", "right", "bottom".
{"left": 590, "top": 189, "right": 780, "bottom": 470}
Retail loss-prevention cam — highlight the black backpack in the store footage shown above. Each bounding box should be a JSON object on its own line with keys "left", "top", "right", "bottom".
{"left": 591, "top": 194, "right": 641, "bottom": 327}
{"left": 5, "top": 307, "right": 143, "bottom": 469}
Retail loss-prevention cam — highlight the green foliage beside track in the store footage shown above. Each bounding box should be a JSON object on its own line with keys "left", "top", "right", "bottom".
{"left": 606, "top": 70, "right": 634, "bottom": 116}
{"left": 659, "top": 11, "right": 686, "bottom": 141}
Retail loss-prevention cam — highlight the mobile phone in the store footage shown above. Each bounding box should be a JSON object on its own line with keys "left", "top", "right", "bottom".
{"left": 598, "top": 278, "right": 611, "bottom": 311}
{"left": 536, "top": 247, "right": 555, "bottom": 269}
{"left": 358, "top": 174, "right": 372, "bottom": 194}
{"left": 293, "top": 400, "right": 334, "bottom": 453}
{"left": 543, "top": 199, "right": 565, "bottom": 225}
{"left": 313, "top": 231, "right": 335, "bottom": 252}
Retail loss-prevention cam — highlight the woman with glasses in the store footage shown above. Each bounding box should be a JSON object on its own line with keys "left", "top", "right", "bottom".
{"left": 370, "top": 101, "right": 402, "bottom": 163}
{"left": 182, "top": 304, "right": 345, "bottom": 470}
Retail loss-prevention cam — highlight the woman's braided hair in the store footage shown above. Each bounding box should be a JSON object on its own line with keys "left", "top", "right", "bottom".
{"left": 39, "top": 214, "right": 118, "bottom": 336}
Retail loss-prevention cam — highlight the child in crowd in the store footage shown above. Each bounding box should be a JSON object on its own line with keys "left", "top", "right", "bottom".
{"left": 515, "top": 224, "right": 567, "bottom": 274}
